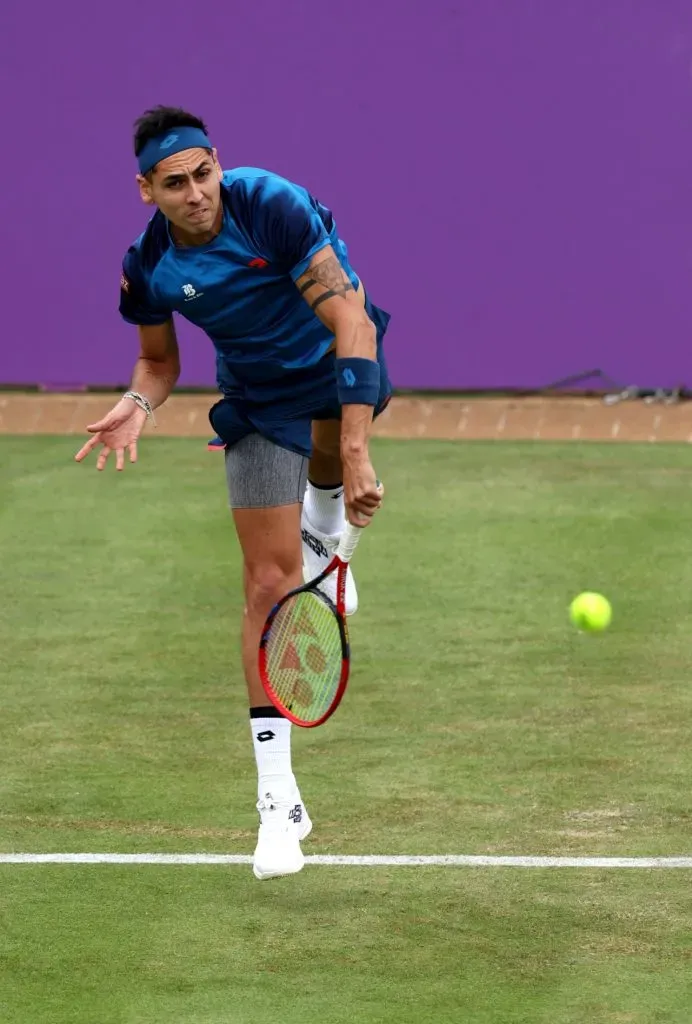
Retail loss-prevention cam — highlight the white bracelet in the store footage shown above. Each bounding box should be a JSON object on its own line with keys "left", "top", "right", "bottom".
{"left": 123, "top": 390, "right": 157, "bottom": 426}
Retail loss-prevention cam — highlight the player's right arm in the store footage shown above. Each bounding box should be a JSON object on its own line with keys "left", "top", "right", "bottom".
{"left": 119, "top": 248, "right": 181, "bottom": 409}
{"left": 74, "top": 250, "right": 179, "bottom": 472}
{"left": 129, "top": 319, "right": 181, "bottom": 411}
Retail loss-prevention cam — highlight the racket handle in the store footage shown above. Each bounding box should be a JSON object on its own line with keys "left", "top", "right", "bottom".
{"left": 336, "top": 521, "right": 364, "bottom": 563}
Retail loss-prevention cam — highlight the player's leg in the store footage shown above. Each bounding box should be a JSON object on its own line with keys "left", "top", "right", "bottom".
{"left": 305, "top": 419, "right": 347, "bottom": 538}
{"left": 224, "top": 433, "right": 312, "bottom": 880}
{"left": 308, "top": 418, "right": 342, "bottom": 487}
{"left": 235, "top": 503, "right": 304, "bottom": 709}
{"left": 301, "top": 419, "right": 359, "bottom": 614}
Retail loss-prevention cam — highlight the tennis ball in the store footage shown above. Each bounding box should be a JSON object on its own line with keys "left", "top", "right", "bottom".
{"left": 569, "top": 592, "right": 612, "bottom": 632}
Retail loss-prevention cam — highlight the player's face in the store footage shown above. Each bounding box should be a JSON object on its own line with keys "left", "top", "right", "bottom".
{"left": 138, "top": 147, "right": 223, "bottom": 243}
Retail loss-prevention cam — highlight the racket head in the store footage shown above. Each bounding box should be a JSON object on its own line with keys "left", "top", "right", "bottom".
{"left": 258, "top": 582, "right": 350, "bottom": 728}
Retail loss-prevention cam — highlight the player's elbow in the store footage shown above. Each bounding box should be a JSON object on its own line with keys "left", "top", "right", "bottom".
{"left": 168, "top": 354, "right": 182, "bottom": 382}
{"left": 335, "top": 309, "right": 377, "bottom": 360}
{"left": 146, "top": 351, "right": 181, "bottom": 382}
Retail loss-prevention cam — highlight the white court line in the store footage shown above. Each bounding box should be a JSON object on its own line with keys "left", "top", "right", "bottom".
{"left": 1, "top": 853, "right": 691, "bottom": 868}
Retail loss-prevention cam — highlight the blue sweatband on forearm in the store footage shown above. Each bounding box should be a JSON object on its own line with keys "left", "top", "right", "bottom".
{"left": 336, "top": 357, "right": 381, "bottom": 406}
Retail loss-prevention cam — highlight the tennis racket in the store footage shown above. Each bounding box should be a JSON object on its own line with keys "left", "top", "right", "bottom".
{"left": 258, "top": 520, "right": 365, "bottom": 728}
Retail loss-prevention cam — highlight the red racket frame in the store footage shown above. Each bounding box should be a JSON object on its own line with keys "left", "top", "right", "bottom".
{"left": 258, "top": 557, "right": 352, "bottom": 727}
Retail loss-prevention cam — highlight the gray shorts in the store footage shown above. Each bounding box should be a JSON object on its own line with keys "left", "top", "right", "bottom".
{"left": 224, "top": 433, "right": 309, "bottom": 509}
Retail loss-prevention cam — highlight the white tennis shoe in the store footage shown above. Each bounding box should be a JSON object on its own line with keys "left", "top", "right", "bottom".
{"left": 301, "top": 514, "right": 359, "bottom": 616}
{"left": 252, "top": 789, "right": 313, "bottom": 881}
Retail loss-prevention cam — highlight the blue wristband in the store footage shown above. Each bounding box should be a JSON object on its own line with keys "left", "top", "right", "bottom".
{"left": 336, "top": 357, "right": 381, "bottom": 406}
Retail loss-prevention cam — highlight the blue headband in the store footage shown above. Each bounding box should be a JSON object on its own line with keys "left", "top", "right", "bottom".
{"left": 137, "top": 126, "right": 213, "bottom": 176}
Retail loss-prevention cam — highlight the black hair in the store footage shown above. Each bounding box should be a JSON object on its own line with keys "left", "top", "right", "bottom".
{"left": 133, "top": 106, "right": 210, "bottom": 157}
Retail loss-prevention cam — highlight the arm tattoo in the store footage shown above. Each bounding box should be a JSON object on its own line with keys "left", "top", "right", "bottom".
{"left": 300, "top": 255, "right": 354, "bottom": 310}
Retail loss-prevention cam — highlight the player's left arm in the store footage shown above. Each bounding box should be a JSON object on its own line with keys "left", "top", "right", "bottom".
{"left": 248, "top": 175, "right": 381, "bottom": 523}
{"left": 294, "top": 246, "right": 378, "bottom": 465}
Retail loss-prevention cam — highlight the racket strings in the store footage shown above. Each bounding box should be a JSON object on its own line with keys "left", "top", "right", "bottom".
{"left": 264, "top": 590, "right": 344, "bottom": 720}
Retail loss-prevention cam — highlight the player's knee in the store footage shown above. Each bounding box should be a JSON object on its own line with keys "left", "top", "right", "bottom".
{"left": 244, "top": 560, "right": 299, "bottom": 617}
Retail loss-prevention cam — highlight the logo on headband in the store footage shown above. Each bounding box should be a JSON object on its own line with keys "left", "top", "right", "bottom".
{"left": 159, "top": 133, "right": 179, "bottom": 150}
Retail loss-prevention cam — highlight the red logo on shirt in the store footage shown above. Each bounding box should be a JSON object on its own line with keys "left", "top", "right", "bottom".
{"left": 248, "top": 258, "right": 268, "bottom": 268}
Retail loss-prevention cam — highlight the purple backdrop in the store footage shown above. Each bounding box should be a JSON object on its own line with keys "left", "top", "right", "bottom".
{"left": 2, "top": 1, "right": 692, "bottom": 390}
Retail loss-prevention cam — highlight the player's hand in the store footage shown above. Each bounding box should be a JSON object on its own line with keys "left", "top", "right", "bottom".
{"left": 342, "top": 453, "right": 383, "bottom": 527}
{"left": 74, "top": 398, "right": 148, "bottom": 471}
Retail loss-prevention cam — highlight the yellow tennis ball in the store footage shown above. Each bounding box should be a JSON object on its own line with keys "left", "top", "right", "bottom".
{"left": 569, "top": 592, "right": 612, "bottom": 632}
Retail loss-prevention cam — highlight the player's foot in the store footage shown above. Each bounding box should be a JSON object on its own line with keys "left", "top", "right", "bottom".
{"left": 252, "top": 789, "right": 312, "bottom": 881}
{"left": 301, "top": 514, "right": 358, "bottom": 616}
{"left": 207, "top": 435, "right": 226, "bottom": 451}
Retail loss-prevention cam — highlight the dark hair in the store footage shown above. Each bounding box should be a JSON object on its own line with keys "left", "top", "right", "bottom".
{"left": 133, "top": 106, "right": 209, "bottom": 157}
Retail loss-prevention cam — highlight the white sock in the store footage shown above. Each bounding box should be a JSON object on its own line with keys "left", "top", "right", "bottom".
{"left": 303, "top": 480, "right": 346, "bottom": 536}
{"left": 250, "top": 713, "right": 294, "bottom": 800}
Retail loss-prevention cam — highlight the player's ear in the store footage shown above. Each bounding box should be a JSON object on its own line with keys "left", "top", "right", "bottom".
{"left": 212, "top": 148, "right": 223, "bottom": 179}
{"left": 136, "top": 173, "right": 155, "bottom": 206}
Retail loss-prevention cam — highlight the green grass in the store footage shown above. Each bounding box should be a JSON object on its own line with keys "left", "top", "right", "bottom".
{"left": 1, "top": 437, "right": 692, "bottom": 1022}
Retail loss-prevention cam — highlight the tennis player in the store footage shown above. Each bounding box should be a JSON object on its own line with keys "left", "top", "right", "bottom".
{"left": 74, "top": 106, "right": 392, "bottom": 879}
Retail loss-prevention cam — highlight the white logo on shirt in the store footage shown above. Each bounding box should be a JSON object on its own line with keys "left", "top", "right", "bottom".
{"left": 182, "top": 283, "right": 203, "bottom": 301}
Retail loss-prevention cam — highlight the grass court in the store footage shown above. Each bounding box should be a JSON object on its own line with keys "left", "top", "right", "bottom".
{"left": 1, "top": 436, "right": 691, "bottom": 1023}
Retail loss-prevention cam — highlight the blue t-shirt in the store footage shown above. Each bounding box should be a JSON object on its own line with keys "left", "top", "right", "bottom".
{"left": 119, "top": 168, "right": 362, "bottom": 392}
